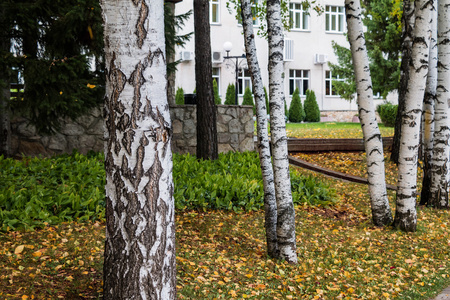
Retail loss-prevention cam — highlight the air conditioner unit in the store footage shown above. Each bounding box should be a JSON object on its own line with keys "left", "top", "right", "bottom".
{"left": 283, "top": 39, "right": 294, "bottom": 61}
{"left": 180, "top": 51, "right": 193, "bottom": 62}
{"left": 314, "top": 54, "right": 328, "bottom": 64}
{"left": 212, "top": 51, "right": 222, "bottom": 63}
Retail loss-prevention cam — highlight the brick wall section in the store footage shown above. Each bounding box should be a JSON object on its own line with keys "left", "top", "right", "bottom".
{"left": 9, "top": 105, "right": 255, "bottom": 157}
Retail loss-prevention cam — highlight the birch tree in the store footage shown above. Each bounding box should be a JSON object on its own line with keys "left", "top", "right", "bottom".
{"left": 420, "top": 4, "right": 438, "bottom": 206}
{"left": 394, "top": 0, "right": 432, "bottom": 232}
{"left": 100, "top": 0, "right": 177, "bottom": 298}
{"left": 240, "top": 0, "right": 279, "bottom": 258}
{"left": 344, "top": 0, "right": 393, "bottom": 226}
{"left": 429, "top": 0, "right": 450, "bottom": 208}
{"left": 266, "top": 0, "right": 297, "bottom": 264}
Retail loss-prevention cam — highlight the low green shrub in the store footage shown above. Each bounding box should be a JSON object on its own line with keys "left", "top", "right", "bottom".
{"left": 172, "top": 151, "right": 337, "bottom": 211}
{"left": 213, "top": 79, "right": 221, "bottom": 104}
{"left": 0, "top": 151, "right": 337, "bottom": 230}
{"left": 0, "top": 151, "right": 105, "bottom": 231}
{"left": 289, "top": 88, "right": 305, "bottom": 123}
{"left": 304, "top": 90, "right": 320, "bottom": 122}
{"left": 376, "top": 102, "right": 397, "bottom": 127}
{"left": 224, "top": 84, "right": 236, "bottom": 105}
{"left": 175, "top": 87, "right": 184, "bottom": 104}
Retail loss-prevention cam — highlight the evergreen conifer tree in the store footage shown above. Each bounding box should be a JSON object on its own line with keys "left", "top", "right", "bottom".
{"left": 304, "top": 90, "right": 320, "bottom": 122}
{"left": 242, "top": 87, "right": 255, "bottom": 114}
{"left": 175, "top": 87, "right": 184, "bottom": 104}
{"left": 213, "top": 79, "right": 221, "bottom": 104}
{"left": 288, "top": 88, "right": 304, "bottom": 122}
{"left": 224, "top": 84, "right": 236, "bottom": 105}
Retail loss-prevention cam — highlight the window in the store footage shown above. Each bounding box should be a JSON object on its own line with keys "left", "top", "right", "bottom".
{"left": 325, "top": 70, "right": 344, "bottom": 96}
{"left": 210, "top": 0, "right": 220, "bottom": 24}
{"left": 325, "top": 5, "right": 345, "bottom": 33}
{"left": 238, "top": 0, "right": 259, "bottom": 26}
{"left": 289, "top": 70, "right": 309, "bottom": 96}
{"left": 212, "top": 67, "right": 220, "bottom": 94}
{"left": 238, "top": 69, "right": 252, "bottom": 95}
{"left": 289, "top": 3, "right": 309, "bottom": 30}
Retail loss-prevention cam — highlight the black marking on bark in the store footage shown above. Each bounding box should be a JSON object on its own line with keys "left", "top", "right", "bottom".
{"left": 147, "top": 48, "right": 166, "bottom": 67}
{"left": 369, "top": 148, "right": 382, "bottom": 156}
{"left": 393, "top": 208, "right": 417, "bottom": 232}
{"left": 135, "top": 1, "right": 149, "bottom": 49}
{"left": 129, "top": 62, "right": 145, "bottom": 129}
{"left": 367, "top": 133, "right": 382, "bottom": 142}
{"left": 132, "top": 135, "right": 149, "bottom": 189}
{"left": 122, "top": 130, "right": 135, "bottom": 155}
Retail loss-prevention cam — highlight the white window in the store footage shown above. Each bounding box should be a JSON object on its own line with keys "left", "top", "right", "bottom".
{"left": 238, "top": 69, "right": 252, "bottom": 95}
{"left": 238, "top": 0, "right": 259, "bottom": 26}
{"left": 210, "top": 0, "right": 220, "bottom": 24}
{"left": 289, "top": 3, "right": 309, "bottom": 30}
{"left": 325, "top": 5, "right": 345, "bottom": 33}
{"left": 325, "top": 70, "right": 344, "bottom": 96}
{"left": 212, "top": 67, "right": 220, "bottom": 93}
{"left": 289, "top": 70, "right": 309, "bottom": 96}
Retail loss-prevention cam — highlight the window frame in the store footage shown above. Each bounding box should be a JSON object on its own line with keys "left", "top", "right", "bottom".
{"left": 289, "top": 2, "right": 309, "bottom": 31}
{"left": 210, "top": 0, "right": 220, "bottom": 24}
{"left": 212, "top": 67, "right": 221, "bottom": 96}
{"left": 289, "top": 69, "right": 310, "bottom": 96}
{"left": 325, "top": 5, "right": 345, "bottom": 33}
{"left": 238, "top": 69, "right": 252, "bottom": 95}
{"left": 325, "top": 70, "right": 344, "bottom": 97}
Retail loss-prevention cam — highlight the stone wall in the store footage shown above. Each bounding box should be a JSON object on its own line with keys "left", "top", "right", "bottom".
{"left": 10, "top": 105, "right": 255, "bottom": 157}
{"left": 171, "top": 105, "right": 255, "bottom": 154}
{"left": 319, "top": 110, "right": 381, "bottom": 123}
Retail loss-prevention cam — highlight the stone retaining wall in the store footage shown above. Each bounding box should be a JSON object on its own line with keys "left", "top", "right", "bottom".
{"left": 319, "top": 110, "right": 381, "bottom": 123}
{"left": 10, "top": 105, "right": 255, "bottom": 157}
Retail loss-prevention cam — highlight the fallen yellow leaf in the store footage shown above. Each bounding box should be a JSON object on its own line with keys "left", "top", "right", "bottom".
{"left": 15, "top": 245, "right": 25, "bottom": 255}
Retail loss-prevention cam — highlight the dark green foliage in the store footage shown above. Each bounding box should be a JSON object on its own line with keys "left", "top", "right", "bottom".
{"left": 264, "top": 86, "right": 270, "bottom": 114}
{"left": 172, "top": 152, "right": 337, "bottom": 212}
{"left": 242, "top": 87, "right": 255, "bottom": 114}
{"left": 213, "top": 79, "right": 221, "bottom": 104}
{"left": 304, "top": 90, "right": 320, "bottom": 122}
{"left": 175, "top": 87, "right": 184, "bottom": 104}
{"left": 376, "top": 103, "right": 398, "bottom": 127}
{"left": 164, "top": 5, "right": 193, "bottom": 76}
{"left": 329, "top": 42, "right": 356, "bottom": 101}
{"left": 0, "top": 151, "right": 105, "bottom": 231}
{"left": 1, "top": 0, "right": 105, "bottom": 133}
{"left": 285, "top": 100, "right": 289, "bottom": 120}
{"left": 288, "top": 88, "right": 305, "bottom": 123}
{"left": 224, "top": 84, "right": 236, "bottom": 105}
{"left": 0, "top": 151, "right": 337, "bottom": 230}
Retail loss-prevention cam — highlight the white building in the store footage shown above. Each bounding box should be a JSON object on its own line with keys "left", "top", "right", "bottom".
{"left": 174, "top": 0, "right": 389, "bottom": 117}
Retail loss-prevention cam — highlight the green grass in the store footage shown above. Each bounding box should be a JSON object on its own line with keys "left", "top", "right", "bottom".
{"left": 286, "top": 122, "right": 395, "bottom": 138}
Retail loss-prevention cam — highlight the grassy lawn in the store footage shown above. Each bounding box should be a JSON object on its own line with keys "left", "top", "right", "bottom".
{"left": 286, "top": 122, "right": 395, "bottom": 138}
{"left": 1, "top": 124, "right": 449, "bottom": 299}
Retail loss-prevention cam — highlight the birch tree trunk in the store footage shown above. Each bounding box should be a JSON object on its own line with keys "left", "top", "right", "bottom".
{"left": 429, "top": 0, "right": 450, "bottom": 208}
{"left": 420, "top": 3, "right": 438, "bottom": 206}
{"left": 101, "top": 0, "right": 177, "bottom": 298}
{"left": 394, "top": 0, "right": 432, "bottom": 232}
{"left": 266, "top": 0, "right": 297, "bottom": 264}
{"left": 344, "top": 0, "right": 392, "bottom": 226}
{"left": 241, "top": 0, "right": 279, "bottom": 259}
{"left": 194, "top": 0, "right": 218, "bottom": 160}
{"left": 391, "top": 0, "right": 415, "bottom": 164}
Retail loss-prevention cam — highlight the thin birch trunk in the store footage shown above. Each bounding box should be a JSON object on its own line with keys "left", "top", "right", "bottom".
{"left": 101, "top": 0, "right": 177, "bottom": 298}
{"left": 429, "top": 0, "right": 450, "bottom": 208}
{"left": 392, "top": 0, "right": 415, "bottom": 164}
{"left": 266, "top": 0, "right": 297, "bottom": 264}
{"left": 345, "top": 0, "right": 392, "bottom": 226}
{"left": 240, "top": 0, "right": 279, "bottom": 259}
{"left": 420, "top": 3, "right": 438, "bottom": 206}
{"left": 394, "top": 0, "right": 432, "bottom": 232}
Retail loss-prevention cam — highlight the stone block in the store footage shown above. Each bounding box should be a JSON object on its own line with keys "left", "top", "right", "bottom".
{"left": 245, "top": 120, "right": 255, "bottom": 134}
{"left": 172, "top": 119, "right": 183, "bottom": 134}
{"left": 48, "top": 134, "right": 67, "bottom": 151}
{"left": 239, "top": 136, "right": 255, "bottom": 152}
{"left": 226, "top": 107, "right": 238, "bottom": 118}
{"left": 17, "top": 122, "right": 36, "bottom": 137}
{"left": 218, "top": 143, "right": 234, "bottom": 154}
{"left": 217, "top": 122, "right": 228, "bottom": 133}
{"left": 230, "top": 134, "right": 239, "bottom": 144}
{"left": 229, "top": 119, "right": 242, "bottom": 133}
{"left": 60, "top": 123, "right": 85, "bottom": 136}
{"left": 87, "top": 119, "right": 104, "bottom": 135}
{"left": 184, "top": 119, "right": 196, "bottom": 134}
{"left": 218, "top": 133, "right": 230, "bottom": 143}
{"left": 19, "top": 140, "right": 49, "bottom": 156}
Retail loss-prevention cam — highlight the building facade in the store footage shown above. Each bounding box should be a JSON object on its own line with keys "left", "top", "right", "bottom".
{"left": 174, "top": 0, "right": 389, "bottom": 114}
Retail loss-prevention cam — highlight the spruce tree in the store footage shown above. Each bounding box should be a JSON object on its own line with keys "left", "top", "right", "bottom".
{"left": 224, "top": 83, "right": 236, "bottom": 105}
{"left": 242, "top": 87, "right": 255, "bottom": 114}
{"left": 213, "top": 79, "right": 221, "bottom": 104}
{"left": 304, "top": 89, "right": 320, "bottom": 122}
{"left": 288, "top": 88, "right": 304, "bottom": 123}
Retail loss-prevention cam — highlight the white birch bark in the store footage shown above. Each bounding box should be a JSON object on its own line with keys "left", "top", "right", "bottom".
{"left": 429, "top": 0, "right": 450, "bottom": 208}
{"left": 266, "top": 0, "right": 297, "bottom": 264}
{"left": 101, "top": 0, "right": 177, "bottom": 298}
{"left": 344, "top": 0, "right": 392, "bottom": 226}
{"left": 420, "top": 3, "right": 438, "bottom": 205}
{"left": 240, "top": 0, "right": 279, "bottom": 258}
{"left": 394, "top": 0, "right": 432, "bottom": 232}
